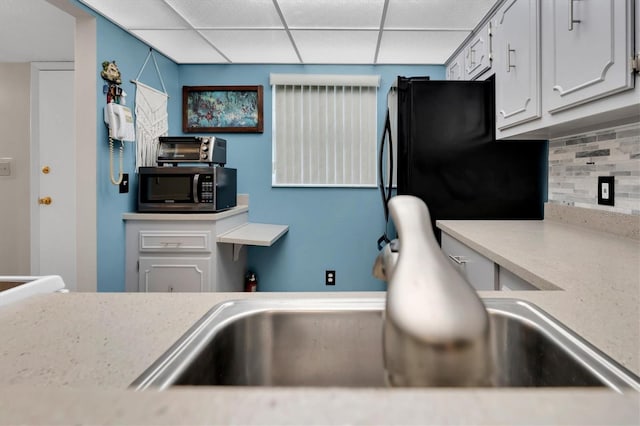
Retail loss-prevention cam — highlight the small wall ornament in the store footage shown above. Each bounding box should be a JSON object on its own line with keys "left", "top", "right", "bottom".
{"left": 100, "top": 60, "right": 126, "bottom": 104}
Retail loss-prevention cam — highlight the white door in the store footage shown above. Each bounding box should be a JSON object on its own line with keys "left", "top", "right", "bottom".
{"left": 493, "top": 0, "right": 541, "bottom": 130}
{"left": 35, "top": 69, "right": 77, "bottom": 291}
{"left": 544, "top": 0, "right": 634, "bottom": 113}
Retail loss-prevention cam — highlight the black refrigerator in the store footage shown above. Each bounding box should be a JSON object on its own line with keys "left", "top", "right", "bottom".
{"left": 381, "top": 76, "right": 547, "bottom": 243}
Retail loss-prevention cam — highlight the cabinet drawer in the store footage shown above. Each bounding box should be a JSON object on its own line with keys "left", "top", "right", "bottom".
{"left": 441, "top": 233, "right": 497, "bottom": 291}
{"left": 139, "top": 231, "right": 211, "bottom": 253}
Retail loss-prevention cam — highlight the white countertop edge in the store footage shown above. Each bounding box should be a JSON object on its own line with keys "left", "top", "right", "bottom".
{"left": 0, "top": 386, "right": 638, "bottom": 426}
{"left": 122, "top": 205, "right": 248, "bottom": 221}
{"left": 217, "top": 223, "right": 289, "bottom": 246}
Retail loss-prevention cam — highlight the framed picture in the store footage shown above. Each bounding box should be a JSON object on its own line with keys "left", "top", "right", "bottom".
{"left": 182, "top": 85, "right": 264, "bottom": 133}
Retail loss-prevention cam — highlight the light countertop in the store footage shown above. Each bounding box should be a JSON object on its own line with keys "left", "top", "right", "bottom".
{"left": 122, "top": 204, "right": 249, "bottom": 221}
{"left": 437, "top": 218, "right": 640, "bottom": 374}
{"left": 0, "top": 218, "right": 639, "bottom": 424}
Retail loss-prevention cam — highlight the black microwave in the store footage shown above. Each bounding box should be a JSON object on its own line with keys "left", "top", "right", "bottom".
{"left": 137, "top": 166, "right": 237, "bottom": 213}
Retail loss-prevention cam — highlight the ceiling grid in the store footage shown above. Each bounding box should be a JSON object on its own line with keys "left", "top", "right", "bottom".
{"left": 57, "top": 0, "right": 496, "bottom": 64}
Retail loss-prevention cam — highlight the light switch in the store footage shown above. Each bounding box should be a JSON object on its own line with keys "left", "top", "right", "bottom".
{"left": 597, "top": 176, "right": 615, "bottom": 206}
{"left": 0, "top": 158, "right": 12, "bottom": 177}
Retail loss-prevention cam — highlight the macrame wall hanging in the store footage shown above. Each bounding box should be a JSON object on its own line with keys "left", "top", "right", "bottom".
{"left": 131, "top": 49, "right": 169, "bottom": 169}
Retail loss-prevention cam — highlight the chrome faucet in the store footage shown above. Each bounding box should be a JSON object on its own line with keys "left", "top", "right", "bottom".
{"left": 373, "top": 195, "right": 491, "bottom": 387}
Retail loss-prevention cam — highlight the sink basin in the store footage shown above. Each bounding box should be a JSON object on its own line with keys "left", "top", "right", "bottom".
{"left": 132, "top": 298, "right": 640, "bottom": 392}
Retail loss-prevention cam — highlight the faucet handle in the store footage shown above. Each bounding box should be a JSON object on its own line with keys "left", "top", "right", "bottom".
{"left": 383, "top": 195, "right": 491, "bottom": 387}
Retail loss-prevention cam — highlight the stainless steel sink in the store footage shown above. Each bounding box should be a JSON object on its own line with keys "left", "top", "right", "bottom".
{"left": 132, "top": 298, "right": 640, "bottom": 392}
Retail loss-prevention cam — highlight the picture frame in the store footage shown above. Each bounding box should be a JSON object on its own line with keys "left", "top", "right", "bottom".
{"left": 182, "top": 85, "right": 264, "bottom": 133}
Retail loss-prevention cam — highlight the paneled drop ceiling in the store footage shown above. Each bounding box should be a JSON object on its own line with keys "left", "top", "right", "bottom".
{"left": 78, "top": 0, "right": 498, "bottom": 65}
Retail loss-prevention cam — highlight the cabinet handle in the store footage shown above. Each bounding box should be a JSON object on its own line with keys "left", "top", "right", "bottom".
{"left": 162, "top": 242, "right": 181, "bottom": 247}
{"left": 506, "top": 43, "right": 516, "bottom": 73}
{"left": 568, "top": 0, "right": 581, "bottom": 31}
{"left": 448, "top": 255, "right": 468, "bottom": 265}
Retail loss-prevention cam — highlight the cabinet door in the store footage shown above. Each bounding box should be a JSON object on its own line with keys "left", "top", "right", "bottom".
{"left": 493, "top": 0, "right": 541, "bottom": 130}
{"left": 544, "top": 0, "right": 634, "bottom": 113}
{"left": 464, "top": 22, "right": 492, "bottom": 80}
{"left": 446, "top": 52, "right": 465, "bottom": 80}
{"left": 139, "top": 256, "right": 211, "bottom": 292}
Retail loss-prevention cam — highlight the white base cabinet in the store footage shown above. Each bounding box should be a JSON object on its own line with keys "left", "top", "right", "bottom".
{"left": 125, "top": 212, "right": 248, "bottom": 293}
{"left": 441, "top": 233, "right": 497, "bottom": 291}
{"left": 441, "top": 232, "right": 538, "bottom": 291}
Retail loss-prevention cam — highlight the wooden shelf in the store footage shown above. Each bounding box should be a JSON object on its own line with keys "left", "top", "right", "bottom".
{"left": 217, "top": 223, "right": 289, "bottom": 260}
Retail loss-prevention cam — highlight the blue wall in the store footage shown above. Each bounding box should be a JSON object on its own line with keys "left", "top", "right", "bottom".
{"left": 78, "top": 2, "right": 444, "bottom": 292}
{"left": 88, "top": 7, "right": 181, "bottom": 292}
{"left": 179, "top": 65, "right": 444, "bottom": 291}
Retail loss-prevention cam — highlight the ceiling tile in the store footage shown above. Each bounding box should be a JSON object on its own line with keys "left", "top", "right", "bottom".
{"left": 165, "top": 0, "right": 284, "bottom": 29}
{"left": 385, "top": 0, "right": 497, "bottom": 29}
{"left": 291, "top": 30, "right": 379, "bottom": 64}
{"left": 79, "top": 0, "right": 188, "bottom": 29}
{"left": 377, "top": 30, "right": 469, "bottom": 64}
{"left": 132, "top": 30, "right": 228, "bottom": 64}
{"left": 31, "top": 0, "right": 499, "bottom": 65}
{"left": 200, "top": 30, "right": 299, "bottom": 63}
{"left": 278, "top": 0, "right": 385, "bottom": 29}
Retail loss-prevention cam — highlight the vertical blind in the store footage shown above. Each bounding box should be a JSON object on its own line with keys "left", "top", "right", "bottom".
{"left": 270, "top": 74, "right": 380, "bottom": 187}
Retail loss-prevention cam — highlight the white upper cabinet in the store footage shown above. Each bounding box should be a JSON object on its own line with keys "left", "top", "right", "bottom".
{"left": 446, "top": 51, "right": 465, "bottom": 80}
{"left": 464, "top": 22, "right": 492, "bottom": 80}
{"left": 493, "top": 0, "right": 541, "bottom": 130}
{"left": 543, "top": 0, "right": 635, "bottom": 113}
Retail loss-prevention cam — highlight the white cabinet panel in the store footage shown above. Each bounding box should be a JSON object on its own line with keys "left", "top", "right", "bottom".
{"left": 441, "top": 233, "right": 496, "bottom": 291}
{"left": 441, "top": 232, "right": 540, "bottom": 292}
{"left": 544, "top": 0, "right": 634, "bottom": 113}
{"left": 446, "top": 51, "right": 465, "bottom": 80}
{"left": 139, "top": 256, "right": 210, "bottom": 292}
{"left": 499, "top": 265, "right": 538, "bottom": 291}
{"left": 464, "top": 22, "right": 492, "bottom": 80}
{"left": 493, "top": 0, "right": 541, "bottom": 130}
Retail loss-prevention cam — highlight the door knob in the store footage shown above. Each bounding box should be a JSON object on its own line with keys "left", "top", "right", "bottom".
{"left": 38, "top": 196, "right": 52, "bottom": 205}
{"left": 42, "top": 166, "right": 50, "bottom": 174}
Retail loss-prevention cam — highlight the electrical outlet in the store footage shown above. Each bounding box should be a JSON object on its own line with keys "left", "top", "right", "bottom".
{"left": 325, "top": 270, "right": 336, "bottom": 286}
{"left": 119, "top": 173, "right": 129, "bottom": 194}
{"left": 597, "top": 176, "right": 614, "bottom": 206}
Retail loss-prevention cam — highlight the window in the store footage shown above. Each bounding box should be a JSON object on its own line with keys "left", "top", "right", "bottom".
{"left": 270, "top": 74, "right": 380, "bottom": 187}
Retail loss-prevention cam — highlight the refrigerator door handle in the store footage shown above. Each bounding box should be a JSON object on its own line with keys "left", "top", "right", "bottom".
{"left": 377, "top": 109, "right": 394, "bottom": 251}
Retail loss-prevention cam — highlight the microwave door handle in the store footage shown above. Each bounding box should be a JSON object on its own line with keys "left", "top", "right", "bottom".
{"left": 193, "top": 174, "right": 200, "bottom": 203}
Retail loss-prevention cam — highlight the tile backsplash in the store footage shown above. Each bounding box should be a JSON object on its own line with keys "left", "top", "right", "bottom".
{"left": 548, "top": 122, "right": 640, "bottom": 216}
